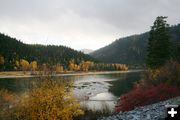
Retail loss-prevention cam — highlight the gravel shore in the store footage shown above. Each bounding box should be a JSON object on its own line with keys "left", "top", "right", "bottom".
{"left": 98, "top": 97, "right": 180, "bottom": 120}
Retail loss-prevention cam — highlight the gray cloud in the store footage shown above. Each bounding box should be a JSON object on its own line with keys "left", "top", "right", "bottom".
{"left": 0, "top": 0, "right": 179, "bottom": 50}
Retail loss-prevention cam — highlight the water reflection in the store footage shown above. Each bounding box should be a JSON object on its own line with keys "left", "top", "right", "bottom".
{"left": 90, "top": 92, "right": 117, "bottom": 101}
{"left": 0, "top": 71, "right": 141, "bottom": 110}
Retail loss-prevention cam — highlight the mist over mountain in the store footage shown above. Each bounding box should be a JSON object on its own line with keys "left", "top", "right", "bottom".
{"left": 80, "top": 49, "right": 94, "bottom": 54}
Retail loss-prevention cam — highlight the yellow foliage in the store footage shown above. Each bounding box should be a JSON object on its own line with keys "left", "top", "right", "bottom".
{"left": 55, "top": 64, "right": 64, "bottom": 73}
{"left": 149, "top": 69, "right": 160, "bottom": 79}
{"left": 69, "top": 63, "right": 75, "bottom": 71}
{"left": 68, "top": 59, "right": 128, "bottom": 72}
{"left": 68, "top": 59, "right": 80, "bottom": 71}
{"left": 114, "top": 64, "right": 128, "bottom": 71}
{"left": 14, "top": 80, "right": 84, "bottom": 120}
{"left": 80, "top": 61, "right": 94, "bottom": 71}
{"left": 143, "top": 60, "right": 180, "bottom": 86}
{"left": 19, "top": 59, "right": 29, "bottom": 71}
{"left": 68, "top": 59, "right": 75, "bottom": 71}
{"left": 30, "top": 61, "right": 38, "bottom": 71}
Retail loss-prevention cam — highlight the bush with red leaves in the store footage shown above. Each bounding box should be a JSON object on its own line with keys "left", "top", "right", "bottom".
{"left": 115, "top": 84, "right": 180, "bottom": 112}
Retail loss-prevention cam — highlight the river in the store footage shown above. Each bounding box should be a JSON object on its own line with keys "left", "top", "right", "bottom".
{"left": 0, "top": 70, "right": 142, "bottom": 111}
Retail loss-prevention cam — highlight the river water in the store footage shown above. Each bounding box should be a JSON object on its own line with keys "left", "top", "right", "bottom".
{"left": 0, "top": 71, "right": 142, "bottom": 111}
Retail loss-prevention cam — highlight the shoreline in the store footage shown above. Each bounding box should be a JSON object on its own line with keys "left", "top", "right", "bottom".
{"left": 0, "top": 70, "right": 143, "bottom": 79}
{"left": 98, "top": 97, "right": 180, "bottom": 120}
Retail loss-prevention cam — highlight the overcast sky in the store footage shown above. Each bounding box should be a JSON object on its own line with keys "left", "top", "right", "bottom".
{"left": 0, "top": 0, "right": 180, "bottom": 50}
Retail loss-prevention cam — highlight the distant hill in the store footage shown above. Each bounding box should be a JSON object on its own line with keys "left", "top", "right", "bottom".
{"left": 0, "top": 33, "right": 97, "bottom": 70}
{"left": 91, "top": 24, "right": 180, "bottom": 66}
{"left": 80, "top": 49, "right": 94, "bottom": 54}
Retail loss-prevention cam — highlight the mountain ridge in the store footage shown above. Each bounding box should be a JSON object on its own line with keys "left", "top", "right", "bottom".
{"left": 90, "top": 24, "right": 180, "bottom": 66}
{"left": 0, "top": 33, "right": 97, "bottom": 70}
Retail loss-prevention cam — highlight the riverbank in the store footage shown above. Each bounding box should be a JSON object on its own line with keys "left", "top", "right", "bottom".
{"left": 0, "top": 70, "right": 143, "bottom": 79}
{"left": 98, "top": 97, "right": 180, "bottom": 120}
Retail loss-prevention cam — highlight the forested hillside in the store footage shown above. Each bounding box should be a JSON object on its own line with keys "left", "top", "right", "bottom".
{"left": 91, "top": 24, "right": 180, "bottom": 66}
{"left": 0, "top": 33, "right": 97, "bottom": 71}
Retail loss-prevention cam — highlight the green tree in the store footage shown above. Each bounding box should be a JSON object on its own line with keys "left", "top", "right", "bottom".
{"left": 146, "top": 16, "right": 170, "bottom": 68}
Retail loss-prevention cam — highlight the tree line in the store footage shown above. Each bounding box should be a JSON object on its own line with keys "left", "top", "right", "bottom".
{"left": 0, "top": 33, "right": 97, "bottom": 71}
{"left": 0, "top": 57, "right": 128, "bottom": 73}
{"left": 91, "top": 23, "right": 180, "bottom": 66}
{"left": 68, "top": 59, "right": 128, "bottom": 72}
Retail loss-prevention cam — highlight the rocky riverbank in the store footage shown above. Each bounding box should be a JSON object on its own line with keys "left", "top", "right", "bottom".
{"left": 98, "top": 97, "right": 180, "bottom": 120}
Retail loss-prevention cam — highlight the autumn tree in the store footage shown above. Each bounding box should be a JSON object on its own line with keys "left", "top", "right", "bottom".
{"left": 68, "top": 59, "right": 80, "bottom": 71}
{"left": 69, "top": 59, "right": 75, "bottom": 71}
{"left": 114, "top": 64, "right": 128, "bottom": 71}
{"left": 146, "top": 16, "right": 170, "bottom": 68}
{"left": 80, "top": 61, "right": 94, "bottom": 71}
{"left": 30, "top": 61, "right": 38, "bottom": 71}
{"left": 14, "top": 80, "right": 84, "bottom": 120}
{"left": 19, "top": 59, "right": 29, "bottom": 72}
{"left": 73, "top": 64, "right": 80, "bottom": 71}
{"left": 55, "top": 64, "right": 64, "bottom": 73}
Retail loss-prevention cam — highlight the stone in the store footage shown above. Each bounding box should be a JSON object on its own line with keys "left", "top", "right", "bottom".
{"left": 98, "top": 97, "right": 179, "bottom": 120}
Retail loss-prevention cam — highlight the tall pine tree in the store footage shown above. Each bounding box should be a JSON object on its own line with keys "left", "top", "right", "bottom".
{"left": 146, "top": 16, "right": 170, "bottom": 68}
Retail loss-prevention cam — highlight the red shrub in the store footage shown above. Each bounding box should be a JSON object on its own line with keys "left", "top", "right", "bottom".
{"left": 115, "top": 84, "right": 180, "bottom": 112}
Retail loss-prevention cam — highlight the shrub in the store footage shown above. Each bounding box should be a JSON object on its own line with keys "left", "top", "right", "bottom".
{"left": 115, "top": 60, "right": 180, "bottom": 113}
{"left": 14, "top": 80, "right": 84, "bottom": 120}
{"left": 143, "top": 60, "right": 180, "bottom": 86}
{"left": 115, "top": 83, "right": 180, "bottom": 112}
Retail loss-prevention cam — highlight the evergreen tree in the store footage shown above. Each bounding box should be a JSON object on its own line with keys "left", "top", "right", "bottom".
{"left": 146, "top": 16, "right": 170, "bottom": 68}
{"left": 0, "top": 33, "right": 97, "bottom": 71}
